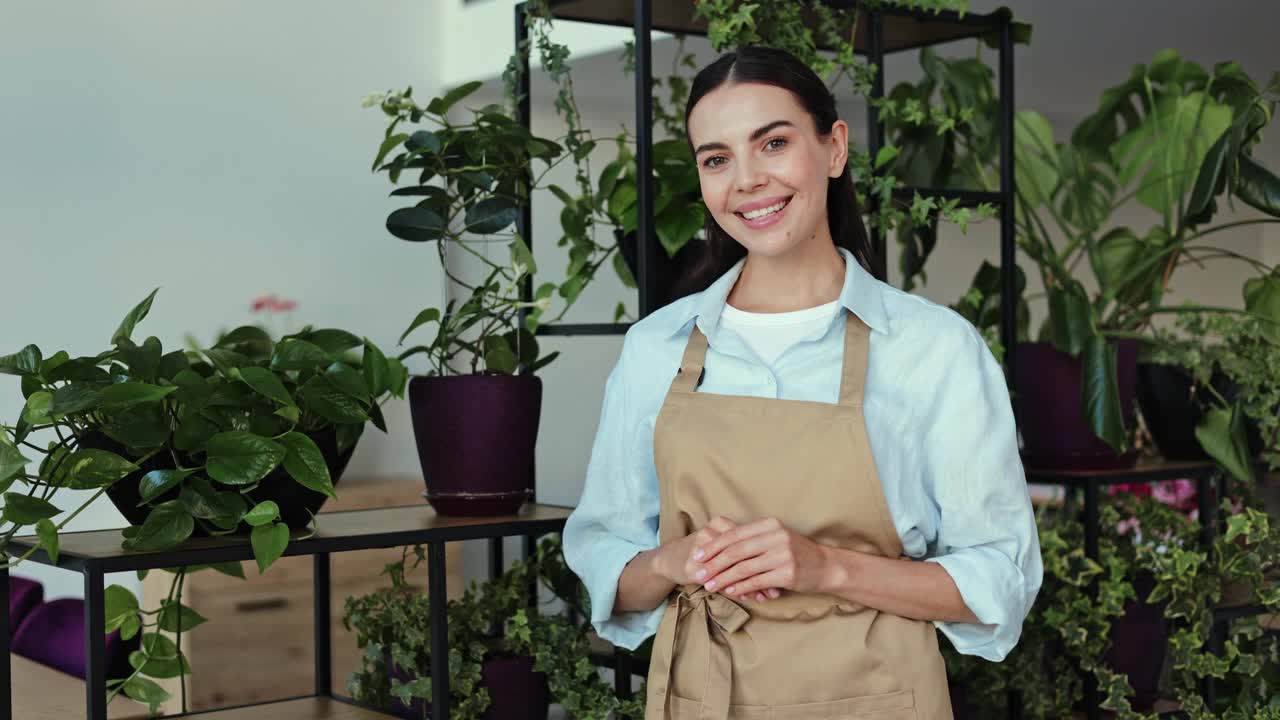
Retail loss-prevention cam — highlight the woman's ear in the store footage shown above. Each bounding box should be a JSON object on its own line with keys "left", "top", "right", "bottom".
{"left": 827, "top": 120, "right": 849, "bottom": 178}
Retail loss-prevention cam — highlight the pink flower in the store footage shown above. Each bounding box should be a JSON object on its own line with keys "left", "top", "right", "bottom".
{"left": 1151, "top": 479, "right": 1198, "bottom": 512}
{"left": 250, "top": 294, "right": 298, "bottom": 314}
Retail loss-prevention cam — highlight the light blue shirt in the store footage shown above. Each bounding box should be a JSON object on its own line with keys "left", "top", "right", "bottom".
{"left": 562, "top": 247, "right": 1043, "bottom": 662}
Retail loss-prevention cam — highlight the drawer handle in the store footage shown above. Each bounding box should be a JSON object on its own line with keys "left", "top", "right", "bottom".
{"left": 235, "top": 597, "right": 289, "bottom": 613}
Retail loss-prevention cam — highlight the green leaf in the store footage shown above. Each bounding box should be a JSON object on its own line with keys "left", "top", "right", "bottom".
{"left": 874, "top": 145, "right": 900, "bottom": 170}
{"left": 104, "top": 585, "right": 140, "bottom": 633}
{"left": 211, "top": 561, "right": 245, "bottom": 579}
{"left": 303, "top": 329, "right": 364, "bottom": 355}
{"left": 138, "top": 468, "right": 196, "bottom": 504}
{"left": 276, "top": 432, "right": 335, "bottom": 500}
{"left": 0, "top": 345, "right": 42, "bottom": 376}
{"left": 98, "top": 382, "right": 177, "bottom": 411}
{"left": 22, "top": 391, "right": 53, "bottom": 425}
{"left": 1243, "top": 271, "right": 1280, "bottom": 344}
{"left": 157, "top": 601, "right": 208, "bottom": 633}
{"left": 244, "top": 500, "right": 281, "bottom": 527}
{"left": 129, "top": 633, "right": 190, "bottom": 679}
{"left": 362, "top": 339, "right": 390, "bottom": 398}
{"left": 102, "top": 405, "right": 171, "bottom": 449}
{"left": 45, "top": 358, "right": 109, "bottom": 383}
{"left": 325, "top": 362, "right": 369, "bottom": 400}
{"left": 399, "top": 308, "right": 441, "bottom": 344}
{"left": 428, "top": 80, "right": 483, "bottom": 115}
{"left": 126, "top": 500, "right": 195, "bottom": 551}
{"left": 234, "top": 366, "right": 295, "bottom": 407}
{"left": 118, "top": 336, "right": 163, "bottom": 382}
{"left": 612, "top": 251, "right": 637, "bottom": 289}
{"left": 35, "top": 517, "right": 58, "bottom": 565}
{"left": 270, "top": 339, "right": 332, "bottom": 372}
{"left": 386, "top": 358, "right": 408, "bottom": 398}
{"left": 405, "top": 129, "right": 442, "bottom": 154}
{"left": 368, "top": 401, "right": 388, "bottom": 433}
{"left": 178, "top": 477, "right": 247, "bottom": 530}
{"left": 122, "top": 675, "right": 171, "bottom": 712}
{"left": 483, "top": 335, "right": 518, "bottom": 375}
{"left": 2, "top": 493, "right": 60, "bottom": 525}
{"left": 251, "top": 522, "right": 290, "bottom": 573}
{"left": 335, "top": 423, "right": 364, "bottom": 456}
{"left": 206, "top": 431, "right": 285, "bottom": 486}
{"left": 0, "top": 442, "right": 30, "bottom": 486}
{"left": 56, "top": 449, "right": 138, "bottom": 490}
{"left": 274, "top": 406, "right": 301, "bottom": 424}
{"left": 1195, "top": 403, "right": 1256, "bottom": 484}
{"left": 299, "top": 376, "right": 369, "bottom": 424}
{"left": 465, "top": 196, "right": 519, "bottom": 235}
{"left": 50, "top": 383, "right": 103, "bottom": 415}
{"left": 1048, "top": 285, "right": 1093, "bottom": 356}
{"left": 1236, "top": 154, "right": 1280, "bottom": 217}
{"left": 1014, "top": 111, "right": 1060, "bottom": 209}
{"left": 373, "top": 132, "right": 410, "bottom": 171}
{"left": 215, "top": 325, "right": 273, "bottom": 348}
{"left": 112, "top": 288, "right": 160, "bottom": 345}
{"left": 39, "top": 351, "right": 69, "bottom": 376}
{"left": 387, "top": 207, "right": 446, "bottom": 242}
{"left": 173, "top": 412, "right": 219, "bottom": 453}
{"left": 1080, "top": 335, "right": 1126, "bottom": 453}
{"left": 1185, "top": 130, "right": 1230, "bottom": 223}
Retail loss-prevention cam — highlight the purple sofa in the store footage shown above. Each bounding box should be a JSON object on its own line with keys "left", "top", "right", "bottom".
{"left": 7, "top": 576, "right": 43, "bottom": 634}
{"left": 11, "top": 598, "right": 137, "bottom": 681}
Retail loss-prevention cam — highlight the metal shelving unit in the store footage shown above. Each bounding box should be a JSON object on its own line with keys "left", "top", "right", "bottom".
{"left": 1, "top": 503, "right": 572, "bottom": 720}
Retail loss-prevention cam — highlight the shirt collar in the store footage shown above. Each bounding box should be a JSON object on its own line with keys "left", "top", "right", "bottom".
{"left": 668, "top": 247, "right": 891, "bottom": 340}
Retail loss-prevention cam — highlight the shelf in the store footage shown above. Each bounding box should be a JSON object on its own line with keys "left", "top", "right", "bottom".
{"left": 544, "top": 0, "right": 1007, "bottom": 55}
{"left": 1024, "top": 457, "right": 1221, "bottom": 487}
{"left": 7, "top": 503, "right": 573, "bottom": 573}
{"left": 156, "top": 696, "right": 394, "bottom": 718}
{"left": 892, "top": 186, "right": 1005, "bottom": 208}
{"left": 537, "top": 322, "right": 633, "bottom": 337}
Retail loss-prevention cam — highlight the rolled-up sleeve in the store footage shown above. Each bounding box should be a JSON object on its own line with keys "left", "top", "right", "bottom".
{"left": 562, "top": 332, "right": 665, "bottom": 650}
{"left": 920, "top": 322, "right": 1043, "bottom": 661}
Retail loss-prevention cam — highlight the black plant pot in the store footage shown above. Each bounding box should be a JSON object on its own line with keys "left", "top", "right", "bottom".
{"left": 616, "top": 229, "right": 703, "bottom": 310}
{"left": 385, "top": 650, "right": 550, "bottom": 720}
{"left": 1103, "top": 573, "right": 1167, "bottom": 711}
{"left": 1135, "top": 362, "right": 1265, "bottom": 461}
{"left": 92, "top": 426, "right": 356, "bottom": 532}
{"left": 408, "top": 374, "right": 541, "bottom": 516}
{"left": 1014, "top": 340, "right": 1140, "bottom": 470}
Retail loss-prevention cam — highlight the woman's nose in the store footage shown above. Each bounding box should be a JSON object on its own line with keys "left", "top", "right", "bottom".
{"left": 734, "top": 157, "right": 767, "bottom": 192}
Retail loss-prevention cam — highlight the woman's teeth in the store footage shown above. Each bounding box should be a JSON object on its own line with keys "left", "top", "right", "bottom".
{"left": 741, "top": 199, "right": 788, "bottom": 220}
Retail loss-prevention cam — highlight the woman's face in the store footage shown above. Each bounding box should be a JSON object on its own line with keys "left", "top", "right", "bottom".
{"left": 687, "top": 81, "right": 848, "bottom": 259}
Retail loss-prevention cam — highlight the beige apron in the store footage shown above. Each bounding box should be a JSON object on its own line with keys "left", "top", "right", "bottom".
{"left": 644, "top": 311, "right": 953, "bottom": 720}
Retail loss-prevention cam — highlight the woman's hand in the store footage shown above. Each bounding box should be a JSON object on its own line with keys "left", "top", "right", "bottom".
{"left": 691, "top": 517, "right": 831, "bottom": 600}
{"left": 655, "top": 516, "right": 784, "bottom": 603}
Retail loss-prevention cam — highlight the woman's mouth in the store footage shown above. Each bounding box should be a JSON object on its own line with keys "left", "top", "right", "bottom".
{"left": 735, "top": 196, "right": 792, "bottom": 229}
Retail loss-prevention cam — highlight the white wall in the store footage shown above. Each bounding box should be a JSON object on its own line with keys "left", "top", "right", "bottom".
{"left": 1, "top": 0, "right": 438, "bottom": 599}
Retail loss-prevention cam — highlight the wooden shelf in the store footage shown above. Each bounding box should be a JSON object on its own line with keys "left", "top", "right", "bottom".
{"left": 1024, "top": 457, "right": 1221, "bottom": 487}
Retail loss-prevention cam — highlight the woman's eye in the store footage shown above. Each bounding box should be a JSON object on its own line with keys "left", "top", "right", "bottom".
{"left": 702, "top": 155, "right": 727, "bottom": 169}
{"left": 765, "top": 137, "right": 788, "bottom": 151}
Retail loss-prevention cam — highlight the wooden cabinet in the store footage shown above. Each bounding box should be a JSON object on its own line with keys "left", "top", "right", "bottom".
{"left": 143, "top": 477, "right": 465, "bottom": 713}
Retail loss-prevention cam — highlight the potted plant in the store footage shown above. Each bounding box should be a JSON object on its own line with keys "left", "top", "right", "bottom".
{"left": 0, "top": 289, "right": 406, "bottom": 711}
{"left": 343, "top": 536, "right": 645, "bottom": 720}
{"left": 365, "top": 82, "right": 584, "bottom": 516}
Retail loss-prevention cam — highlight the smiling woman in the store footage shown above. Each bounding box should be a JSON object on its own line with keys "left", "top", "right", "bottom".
{"left": 563, "top": 46, "right": 1042, "bottom": 720}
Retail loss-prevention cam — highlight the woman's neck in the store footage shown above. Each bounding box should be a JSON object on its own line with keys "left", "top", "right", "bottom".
{"left": 727, "top": 238, "right": 846, "bottom": 313}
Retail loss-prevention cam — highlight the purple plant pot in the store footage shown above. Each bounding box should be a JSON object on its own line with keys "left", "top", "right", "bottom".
{"left": 385, "top": 651, "right": 549, "bottom": 720}
{"left": 1014, "top": 340, "right": 1139, "bottom": 470}
{"left": 408, "top": 374, "right": 542, "bottom": 516}
{"left": 1103, "top": 573, "right": 1167, "bottom": 711}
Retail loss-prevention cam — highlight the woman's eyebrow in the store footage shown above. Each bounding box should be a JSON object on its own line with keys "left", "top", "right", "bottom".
{"left": 693, "top": 119, "right": 795, "bottom": 155}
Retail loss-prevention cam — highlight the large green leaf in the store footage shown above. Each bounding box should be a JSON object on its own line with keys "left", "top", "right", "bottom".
{"left": 157, "top": 600, "right": 208, "bottom": 633}
{"left": 1048, "top": 285, "right": 1094, "bottom": 356}
{"left": 126, "top": 500, "right": 195, "bottom": 551}
{"left": 104, "top": 584, "right": 140, "bottom": 634}
{"left": 1236, "top": 154, "right": 1280, "bottom": 217}
{"left": 405, "top": 129, "right": 442, "bottom": 154}
{"left": 102, "top": 404, "right": 171, "bottom": 449}
{"left": 50, "top": 383, "right": 103, "bottom": 415}
{"left": 178, "top": 476, "right": 247, "bottom": 530}
{"left": 386, "top": 207, "right": 445, "bottom": 242}
{"left": 278, "top": 432, "right": 335, "bottom": 498}
{"left": 362, "top": 339, "right": 390, "bottom": 398}
{"left": 215, "top": 325, "right": 273, "bottom": 348}
{"left": 54, "top": 449, "right": 138, "bottom": 490}
{"left": 428, "top": 80, "right": 483, "bottom": 115}
{"left": 35, "top": 517, "right": 59, "bottom": 565}
{"left": 243, "top": 500, "right": 280, "bottom": 527}
{"left": 2, "top": 493, "right": 60, "bottom": 525}
{"left": 299, "top": 376, "right": 369, "bottom": 424}
{"left": 1195, "top": 403, "right": 1256, "bottom": 484}
{"left": 0, "top": 345, "right": 42, "bottom": 376}
{"left": 118, "top": 337, "right": 163, "bottom": 382}
{"left": 112, "top": 289, "right": 160, "bottom": 345}
{"left": 251, "top": 522, "right": 290, "bottom": 573}
{"left": 122, "top": 676, "right": 170, "bottom": 713}
{"left": 173, "top": 412, "right": 219, "bottom": 453}
{"left": 325, "top": 362, "right": 369, "bottom": 401}
{"left": 1014, "top": 111, "right": 1060, "bottom": 209}
{"left": 483, "top": 335, "right": 519, "bottom": 375}
{"left": 399, "top": 308, "right": 441, "bottom": 344}
{"left": 464, "top": 196, "right": 519, "bottom": 235}
{"left": 0, "top": 442, "right": 31, "bottom": 486}
{"left": 1080, "top": 336, "right": 1126, "bottom": 453}
{"left": 137, "top": 468, "right": 196, "bottom": 505}
{"left": 45, "top": 358, "right": 110, "bottom": 383}
{"left": 1244, "top": 271, "right": 1280, "bottom": 344}
{"left": 303, "top": 329, "right": 364, "bottom": 355}
{"left": 270, "top": 339, "right": 332, "bottom": 372}
{"left": 205, "top": 431, "right": 285, "bottom": 486}
{"left": 130, "top": 633, "right": 190, "bottom": 679}
{"left": 1185, "top": 130, "right": 1230, "bottom": 224}
{"left": 22, "top": 391, "right": 53, "bottom": 425}
{"left": 234, "top": 367, "right": 294, "bottom": 407}
{"left": 1094, "top": 227, "right": 1145, "bottom": 302}
{"left": 98, "top": 382, "right": 178, "bottom": 411}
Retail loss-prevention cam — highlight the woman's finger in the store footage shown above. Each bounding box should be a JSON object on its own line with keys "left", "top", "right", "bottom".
{"left": 694, "top": 517, "right": 782, "bottom": 564}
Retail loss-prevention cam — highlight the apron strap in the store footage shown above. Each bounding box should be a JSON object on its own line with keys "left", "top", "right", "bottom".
{"left": 669, "top": 324, "right": 710, "bottom": 394}
{"left": 645, "top": 588, "right": 750, "bottom": 720}
{"left": 837, "top": 312, "right": 870, "bottom": 408}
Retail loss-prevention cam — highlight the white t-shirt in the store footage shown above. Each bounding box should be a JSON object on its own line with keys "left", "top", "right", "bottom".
{"left": 719, "top": 298, "right": 842, "bottom": 367}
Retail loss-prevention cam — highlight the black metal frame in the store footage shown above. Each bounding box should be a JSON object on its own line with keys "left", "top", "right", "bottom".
{"left": 519, "top": 0, "right": 1019, "bottom": 384}
{"left": 1, "top": 507, "right": 571, "bottom": 720}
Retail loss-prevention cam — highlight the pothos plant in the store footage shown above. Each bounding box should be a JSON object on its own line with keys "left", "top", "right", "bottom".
{"left": 344, "top": 535, "right": 645, "bottom": 720}
{"left": 943, "top": 485, "right": 1280, "bottom": 719}
{"left": 0, "top": 289, "right": 406, "bottom": 711}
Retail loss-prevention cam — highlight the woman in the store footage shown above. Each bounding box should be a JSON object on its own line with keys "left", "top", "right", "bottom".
{"left": 563, "top": 46, "right": 1042, "bottom": 720}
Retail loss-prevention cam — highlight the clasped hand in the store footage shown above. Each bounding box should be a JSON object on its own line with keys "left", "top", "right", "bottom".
{"left": 662, "top": 515, "right": 830, "bottom": 604}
